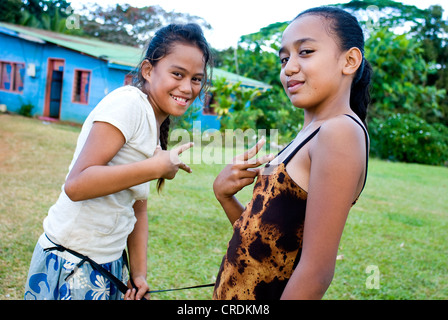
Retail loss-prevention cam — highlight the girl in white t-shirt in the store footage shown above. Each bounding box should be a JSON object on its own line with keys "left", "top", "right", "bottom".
{"left": 24, "top": 23, "right": 212, "bottom": 300}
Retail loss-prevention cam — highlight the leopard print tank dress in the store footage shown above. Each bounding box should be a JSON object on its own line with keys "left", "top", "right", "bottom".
{"left": 213, "top": 115, "right": 368, "bottom": 300}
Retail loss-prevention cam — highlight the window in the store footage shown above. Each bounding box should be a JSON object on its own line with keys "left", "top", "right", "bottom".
{"left": 73, "top": 69, "right": 91, "bottom": 104}
{"left": 0, "top": 61, "right": 25, "bottom": 93}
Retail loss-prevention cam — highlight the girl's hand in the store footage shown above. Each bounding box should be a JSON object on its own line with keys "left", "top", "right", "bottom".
{"left": 213, "top": 139, "right": 274, "bottom": 202}
{"left": 213, "top": 139, "right": 274, "bottom": 225}
{"left": 125, "top": 276, "right": 150, "bottom": 300}
{"left": 152, "top": 142, "right": 194, "bottom": 180}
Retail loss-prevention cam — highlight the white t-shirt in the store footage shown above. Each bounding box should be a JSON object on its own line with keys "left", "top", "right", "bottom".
{"left": 40, "top": 86, "right": 158, "bottom": 264}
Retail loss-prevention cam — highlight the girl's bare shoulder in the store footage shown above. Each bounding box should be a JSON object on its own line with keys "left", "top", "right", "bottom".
{"left": 311, "top": 114, "right": 367, "bottom": 156}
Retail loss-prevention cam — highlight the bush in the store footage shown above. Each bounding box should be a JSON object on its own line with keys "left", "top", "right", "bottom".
{"left": 18, "top": 103, "right": 34, "bottom": 117}
{"left": 369, "top": 113, "right": 448, "bottom": 166}
{"left": 366, "top": 28, "right": 446, "bottom": 125}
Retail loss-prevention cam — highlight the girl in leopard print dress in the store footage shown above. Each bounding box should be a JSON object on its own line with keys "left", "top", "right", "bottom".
{"left": 213, "top": 6, "right": 371, "bottom": 300}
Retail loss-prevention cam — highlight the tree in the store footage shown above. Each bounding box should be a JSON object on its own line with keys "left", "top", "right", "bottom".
{"left": 338, "top": 0, "right": 428, "bottom": 29}
{"left": 209, "top": 77, "right": 263, "bottom": 131}
{"left": 338, "top": 0, "right": 448, "bottom": 125}
{"left": 338, "top": 0, "right": 448, "bottom": 165}
{"left": 214, "top": 22, "right": 304, "bottom": 143}
{"left": 411, "top": 5, "right": 448, "bottom": 124}
{"left": 1, "top": 2, "right": 212, "bottom": 46}
{"left": 0, "top": 0, "right": 83, "bottom": 35}
{"left": 366, "top": 27, "right": 445, "bottom": 123}
{"left": 78, "top": 3, "right": 211, "bottom": 47}
{"left": 213, "top": 0, "right": 448, "bottom": 164}
{"left": 0, "top": 0, "right": 22, "bottom": 24}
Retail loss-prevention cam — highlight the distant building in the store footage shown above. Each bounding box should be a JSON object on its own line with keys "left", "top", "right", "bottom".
{"left": 0, "top": 22, "right": 270, "bottom": 129}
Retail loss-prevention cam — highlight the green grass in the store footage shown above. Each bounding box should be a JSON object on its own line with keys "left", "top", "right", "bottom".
{"left": 0, "top": 114, "right": 447, "bottom": 300}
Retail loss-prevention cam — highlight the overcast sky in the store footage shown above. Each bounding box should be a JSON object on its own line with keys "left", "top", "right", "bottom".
{"left": 71, "top": 0, "right": 447, "bottom": 49}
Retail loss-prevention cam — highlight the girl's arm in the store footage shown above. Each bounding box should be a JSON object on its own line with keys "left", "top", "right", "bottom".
{"left": 281, "top": 118, "right": 367, "bottom": 299}
{"left": 125, "top": 199, "right": 150, "bottom": 300}
{"left": 213, "top": 139, "right": 274, "bottom": 225}
{"left": 64, "top": 121, "right": 192, "bottom": 201}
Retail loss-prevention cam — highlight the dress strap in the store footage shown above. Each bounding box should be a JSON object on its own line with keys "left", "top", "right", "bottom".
{"left": 283, "top": 127, "right": 321, "bottom": 165}
{"left": 343, "top": 114, "right": 369, "bottom": 195}
{"left": 281, "top": 114, "right": 368, "bottom": 176}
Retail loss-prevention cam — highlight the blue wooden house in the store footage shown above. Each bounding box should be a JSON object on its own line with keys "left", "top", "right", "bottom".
{"left": 0, "top": 22, "right": 270, "bottom": 129}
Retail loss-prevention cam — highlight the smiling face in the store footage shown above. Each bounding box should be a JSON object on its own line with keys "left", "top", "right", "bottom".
{"left": 142, "top": 43, "right": 206, "bottom": 120}
{"left": 279, "top": 14, "right": 349, "bottom": 111}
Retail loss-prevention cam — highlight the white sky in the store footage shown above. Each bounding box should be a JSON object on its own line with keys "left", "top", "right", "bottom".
{"left": 71, "top": 0, "right": 448, "bottom": 49}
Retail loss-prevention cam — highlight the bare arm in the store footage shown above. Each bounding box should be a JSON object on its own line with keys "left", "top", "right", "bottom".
{"left": 64, "top": 121, "right": 193, "bottom": 201}
{"left": 213, "top": 139, "right": 274, "bottom": 225}
{"left": 281, "top": 118, "right": 367, "bottom": 299}
{"left": 125, "top": 199, "right": 150, "bottom": 300}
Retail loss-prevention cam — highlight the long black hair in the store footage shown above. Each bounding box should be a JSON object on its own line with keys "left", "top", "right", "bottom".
{"left": 132, "top": 23, "right": 213, "bottom": 192}
{"left": 295, "top": 6, "right": 372, "bottom": 125}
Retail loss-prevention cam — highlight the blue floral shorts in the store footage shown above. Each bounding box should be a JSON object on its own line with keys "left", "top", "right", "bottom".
{"left": 24, "top": 242, "right": 129, "bottom": 300}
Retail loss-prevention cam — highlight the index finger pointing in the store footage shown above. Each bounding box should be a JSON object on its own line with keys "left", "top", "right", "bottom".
{"left": 235, "top": 138, "right": 266, "bottom": 162}
{"left": 174, "top": 142, "right": 194, "bottom": 155}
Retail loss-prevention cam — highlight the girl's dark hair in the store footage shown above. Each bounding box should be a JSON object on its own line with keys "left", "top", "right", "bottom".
{"left": 132, "top": 23, "right": 213, "bottom": 192}
{"left": 295, "top": 6, "right": 372, "bottom": 124}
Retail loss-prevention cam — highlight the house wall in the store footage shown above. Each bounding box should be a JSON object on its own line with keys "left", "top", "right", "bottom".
{"left": 192, "top": 92, "right": 221, "bottom": 130}
{"left": 0, "top": 29, "right": 223, "bottom": 130}
{"left": 195, "top": 109, "right": 221, "bottom": 130}
{"left": 0, "top": 32, "right": 131, "bottom": 124}
{"left": 57, "top": 52, "right": 110, "bottom": 123}
{"left": 0, "top": 32, "right": 44, "bottom": 115}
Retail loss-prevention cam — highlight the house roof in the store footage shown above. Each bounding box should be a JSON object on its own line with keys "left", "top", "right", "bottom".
{"left": 0, "top": 22, "right": 271, "bottom": 90}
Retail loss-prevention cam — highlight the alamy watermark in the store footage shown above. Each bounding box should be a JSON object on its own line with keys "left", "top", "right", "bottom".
{"left": 365, "top": 265, "right": 380, "bottom": 289}
{"left": 65, "top": 6, "right": 80, "bottom": 30}
{"left": 170, "top": 121, "right": 280, "bottom": 168}
{"left": 365, "top": 5, "right": 380, "bottom": 32}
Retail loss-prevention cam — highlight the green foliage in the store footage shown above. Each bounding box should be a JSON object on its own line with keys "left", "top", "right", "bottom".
{"left": 209, "top": 77, "right": 262, "bottom": 131}
{"left": 366, "top": 27, "right": 446, "bottom": 124}
{"left": 0, "top": 0, "right": 22, "bottom": 24}
{"left": 413, "top": 5, "right": 448, "bottom": 126}
{"left": 343, "top": 1, "right": 448, "bottom": 126}
{"left": 0, "top": 0, "right": 81, "bottom": 34}
{"left": 3, "top": 0, "right": 448, "bottom": 166}
{"left": 341, "top": 0, "right": 428, "bottom": 28}
{"left": 18, "top": 103, "right": 34, "bottom": 117}
{"left": 170, "top": 100, "right": 200, "bottom": 132}
{"left": 369, "top": 114, "right": 448, "bottom": 166}
{"left": 248, "top": 87, "right": 304, "bottom": 144}
{"left": 209, "top": 76, "right": 303, "bottom": 144}
{"left": 364, "top": 26, "right": 447, "bottom": 166}
{"left": 213, "top": 22, "right": 303, "bottom": 144}
{"left": 0, "top": 1, "right": 212, "bottom": 45}
{"left": 338, "top": 0, "right": 448, "bottom": 166}
{"left": 79, "top": 3, "right": 212, "bottom": 47}
{"left": 213, "top": 1, "right": 448, "bottom": 165}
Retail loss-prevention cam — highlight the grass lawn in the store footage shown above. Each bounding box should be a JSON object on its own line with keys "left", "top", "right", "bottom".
{"left": 0, "top": 114, "right": 447, "bottom": 300}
